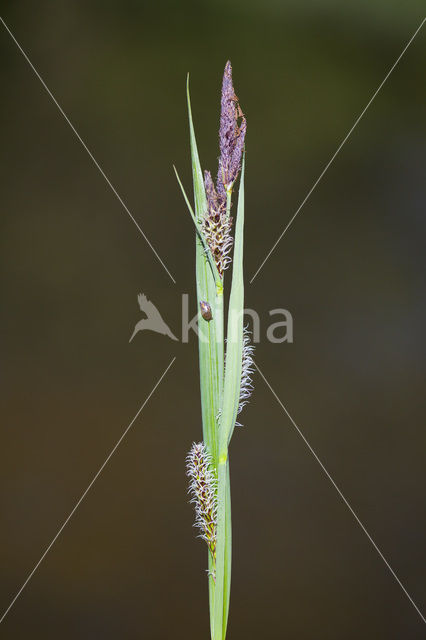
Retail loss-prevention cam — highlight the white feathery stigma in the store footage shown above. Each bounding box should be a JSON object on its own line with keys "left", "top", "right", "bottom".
{"left": 237, "top": 326, "right": 255, "bottom": 422}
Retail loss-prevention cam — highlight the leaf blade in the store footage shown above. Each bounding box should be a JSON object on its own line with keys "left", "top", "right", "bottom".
{"left": 173, "top": 165, "right": 222, "bottom": 288}
{"left": 214, "top": 154, "right": 246, "bottom": 639}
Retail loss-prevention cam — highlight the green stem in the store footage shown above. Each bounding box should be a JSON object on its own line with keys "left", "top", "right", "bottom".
{"left": 213, "top": 450, "right": 228, "bottom": 639}
{"left": 223, "top": 462, "right": 232, "bottom": 636}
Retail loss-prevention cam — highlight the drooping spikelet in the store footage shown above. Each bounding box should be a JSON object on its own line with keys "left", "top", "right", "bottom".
{"left": 186, "top": 442, "right": 217, "bottom": 562}
{"left": 237, "top": 327, "right": 255, "bottom": 421}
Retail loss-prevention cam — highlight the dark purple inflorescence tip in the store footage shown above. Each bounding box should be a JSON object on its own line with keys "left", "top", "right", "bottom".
{"left": 202, "top": 61, "right": 246, "bottom": 277}
{"left": 217, "top": 60, "right": 246, "bottom": 197}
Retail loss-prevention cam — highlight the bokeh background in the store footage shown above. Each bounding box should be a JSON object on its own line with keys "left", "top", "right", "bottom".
{"left": 1, "top": 1, "right": 425, "bottom": 638}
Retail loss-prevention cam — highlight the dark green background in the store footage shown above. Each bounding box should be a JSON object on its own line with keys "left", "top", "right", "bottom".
{"left": 1, "top": 1, "right": 425, "bottom": 638}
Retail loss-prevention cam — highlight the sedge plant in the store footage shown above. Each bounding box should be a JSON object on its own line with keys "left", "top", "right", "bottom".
{"left": 175, "top": 61, "right": 254, "bottom": 640}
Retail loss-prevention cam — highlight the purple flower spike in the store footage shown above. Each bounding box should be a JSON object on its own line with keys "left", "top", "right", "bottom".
{"left": 217, "top": 61, "right": 246, "bottom": 195}
{"left": 204, "top": 170, "right": 219, "bottom": 213}
{"left": 202, "top": 61, "right": 246, "bottom": 277}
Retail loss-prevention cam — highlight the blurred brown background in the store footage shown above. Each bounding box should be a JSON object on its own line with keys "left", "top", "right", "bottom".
{"left": 1, "top": 1, "right": 425, "bottom": 638}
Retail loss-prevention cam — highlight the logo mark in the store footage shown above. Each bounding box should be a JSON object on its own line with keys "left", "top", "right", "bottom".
{"left": 129, "top": 293, "right": 178, "bottom": 342}
{"left": 129, "top": 292, "right": 293, "bottom": 343}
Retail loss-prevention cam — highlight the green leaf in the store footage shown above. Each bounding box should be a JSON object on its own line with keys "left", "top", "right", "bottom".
{"left": 173, "top": 165, "right": 222, "bottom": 289}
{"left": 186, "top": 75, "right": 223, "bottom": 465}
{"left": 221, "top": 153, "right": 246, "bottom": 449}
{"left": 214, "top": 154, "right": 246, "bottom": 639}
{"left": 186, "top": 76, "right": 226, "bottom": 638}
{"left": 186, "top": 74, "right": 207, "bottom": 222}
